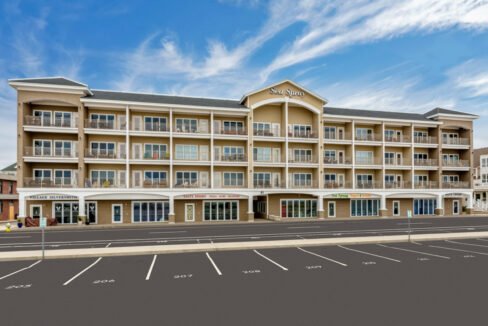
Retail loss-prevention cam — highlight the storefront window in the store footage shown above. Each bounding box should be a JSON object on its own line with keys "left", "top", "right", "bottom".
{"left": 204, "top": 201, "right": 238, "bottom": 221}
{"left": 351, "top": 199, "right": 379, "bottom": 217}
{"left": 132, "top": 201, "right": 169, "bottom": 222}
{"left": 281, "top": 199, "right": 317, "bottom": 218}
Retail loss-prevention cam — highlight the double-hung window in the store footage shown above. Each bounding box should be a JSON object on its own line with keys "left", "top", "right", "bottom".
{"left": 144, "top": 171, "right": 167, "bottom": 185}
{"left": 384, "top": 152, "right": 395, "bottom": 165}
{"left": 414, "top": 175, "right": 428, "bottom": 185}
{"left": 253, "top": 147, "right": 272, "bottom": 162}
{"left": 90, "top": 114, "right": 115, "bottom": 129}
{"left": 54, "top": 169, "right": 73, "bottom": 185}
{"left": 324, "top": 126, "right": 336, "bottom": 139}
{"left": 175, "top": 145, "right": 198, "bottom": 160}
{"left": 356, "top": 128, "right": 373, "bottom": 141}
{"left": 144, "top": 144, "right": 167, "bottom": 159}
{"left": 223, "top": 121, "right": 244, "bottom": 134}
{"left": 442, "top": 175, "right": 459, "bottom": 183}
{"left": 91, "top": 142, "right": 116, "bottom": 157}
{"left": 414, "top": 131, "right": 428, "bottom": 142}
{"left": 323, "top": 150, "right": 336, "bottom": 164}
{"left": 253, "top": 122, "right": 272, "bottom": 136}
{"left": 34, "top": 110, "right": 52, "bottom": 126}
{"left": 34, "top": 140, "right": 52, "bottom": 156}
{"left": 356, "top": 174, "right": 373, "bottom": 188}
{"left": 223, "top": 172, "right": 244, "bottom": 187}
{"left": 356, "top": 151, "right": 373, "bottom": 165}
{"left": 34, "top": 169, "right": 51, "bottom": 182}
{"left": 292, "top": 125, "right": 312, "bottom": 138}
{"left": 482, "top": 174, "right": 488, "bottom": 183}
{"left": 175, "top": 171, "right": 198, "bottom": 186}
{"left": 54, "top": 112, "right": 72, "bottom": 127}
{"left": 91, "top": 170, "right": 115, "bottom": 186}
{"left": 223, "top": 146, "right": 245, "bottom": 161}
{"left": 293, "top": 173, "right": 312, "bottom": 187}
{"left": 175, "top": 118, "right": 197, "bottom": 133}
{"left": 54, "top": 140, "right": 72, "bottom": 157}
{"left": 293, "top": 149, "right": 312, "bottom": 163}
{"left": 253, "top": 173, "right": 271, "bottom": 187}
{"left": 144, "top": 117, "right": 167, "bottom": 132}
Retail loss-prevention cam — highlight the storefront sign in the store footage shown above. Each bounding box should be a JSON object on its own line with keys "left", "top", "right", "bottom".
{"left": 330, "top": 193, "right": 374, "bottom": 199}
{"left": 27, "top": 194, "right": 78, "bottom": 200}
{"left": 175, "top": 194, "right": 247, "bottom": 200}
{"left": 269, "top": 87, "right": 305, "bottom": 97}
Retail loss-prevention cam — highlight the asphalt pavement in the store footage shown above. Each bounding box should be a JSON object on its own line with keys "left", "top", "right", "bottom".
{"left": 1, "top": 238, "right": 488, "bottom": 325}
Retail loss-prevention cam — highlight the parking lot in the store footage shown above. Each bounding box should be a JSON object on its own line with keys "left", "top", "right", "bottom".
{"left": 1, "top": 238, "right": 488, "bottom": 325}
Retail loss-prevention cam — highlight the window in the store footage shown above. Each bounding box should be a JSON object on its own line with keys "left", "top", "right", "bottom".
{"left": 356, "top": 174, "right": 373, "bottom": 187}
{"left": 175, "top": 171, "right": 198, "bottom": 186}
{"left": 356, "top": 128, "right": 373, "bottom": 140}
{"left": 351, "top": 199, "right": 380, "bottom": 217}
{"left": 253, "top": 147, "right": 272, "bottom": 162}
{"left": 223, "top": 172, "right": 244, "bottom": 187}
{"left": 223, "top": 121, "right": 244, "bottom": 134}
{"left": 414, "top": 153, "right": 428, "bottom": 161}
{"left": 90, "top": 113, "right": 115, "bottom": 128}
{"left": 291, "top": 124, "right": 312, "bottom": 137}
{"left": 323, "top": 150, "right": 336, "bottom": 164}
{"left": 356, "top": 151, "right": 373, "bottom": 164}
{"left": 414, "top": 199, "right": 437, "bottom": 215}
{"left": 175, "top": 118, "right": 197, "bottom": 133}
{"left": 442, "top": 154, "right": 459, "bottom": 161}
{"left": 393, "top": 201, "right": 400, "bottom": 216}
{"left": 280, "top": 199, "right": 317, "bottom": 218}
{"left": 54, "top": 202, "right": 97, "bottom": 224}
{"left": 91, "top": 142, "right": 116, "bottom": 157}
{"left": 384, "top": 152, "right": 395, "bottom": 165}
{"left": 442, "top": 132, "right": 459, "bottom": 144}
{"left": 414, "top": 131, "right": 429, "bottom": 143}
{"left": 254, "top": 173, "right": 271, "bottom": 187}
{"left": 324, "top": 126, "right": 336, "bottom": 139}
{"left": 34, "top": 140, "right": 52, "bottom": 156}
{"left": 292, "top": 149, "right": 312, "bottom": 162}
{"left": 90, "top": 170, "right": 116, "bottom": 186}
{"left": 144, "top": 171, "right": 167, "bottom": 185}
{"left": 133, "top": 201, "right": 169, "bottom": 222}
{"left": 414, "top": 175, "right": 428, "bottom": 184}
{"left": 293, "top": 173, "right": 312, "bottom": 187}
{"left": 442, "top": 175, "right": 459, "bottom": 183}
{"left": 144, "top": 116, "right": 167, "bottom": 132}
{"left": 385, "top": 175, "right": 395, "bottom": 183}
{"left": 8, "top": 182, "right": 13, "bottom": 194}
{"left": 33, "top": 110, "right": 52, "bottom": 126}
{"left": 385, "top": 129, "right": 402, "bottom": 142}
{"left": 223, "top": 146, "right": 245, "bottom": 161}
{"left": 54, "top": 169, "right": 72, "bottom": 185}
{"left": 204, "top": 201, "right": 238, "bottom": 221}
{"left": 54, "top": 140, "right": 72, "bottom": 157}
{"left": 482, "top": 157, "right": 488, "bottom": 168}
{"left": 175, "top": 145, "right": 198, "bottom": 160}
{"left": 54, "top": 111, "right": 72, "bottom": 127}
{"left": 482, "top": 174, "right": 488, "bottom": 183}
{"left": 34, "top": 169, "right": 51, "bottom": 181}
{"left": 253, "top": 122, "right": 272, "bottom": 136}
{"left": 144, "top": 144, "right": 167, "bottom": 159}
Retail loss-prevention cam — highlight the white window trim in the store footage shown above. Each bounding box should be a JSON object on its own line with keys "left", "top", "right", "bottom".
{"left": 202, "top": 200, "right": 240, "bottom": 222}
{"left": 112, "top": 204, "right": 123, "bottom": 224}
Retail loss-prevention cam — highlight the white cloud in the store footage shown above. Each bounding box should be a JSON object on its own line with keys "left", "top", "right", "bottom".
{"left": 448, "top": 59, "right": 488, "bottom": 97}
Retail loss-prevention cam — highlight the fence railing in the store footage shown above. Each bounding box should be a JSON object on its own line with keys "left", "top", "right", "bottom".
{"left": 24, "top": 116, "right": 78, "bottom": 128}
{"left": 442, "top": 137, "right": 469, "bottom": 146}
{"left": 23, "top": 178, "right": 77, "bottom": 188}
{"left": 24, "top": 147, "right": 77, "bottom": 158}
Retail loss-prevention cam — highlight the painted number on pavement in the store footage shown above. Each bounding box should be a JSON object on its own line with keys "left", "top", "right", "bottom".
{"left": 305, "top": 265, "right": 323, "bottom": 270}
{"left": 5, "top": 284, "right": 32, "bottom": 290}
{"left": 93, "top": 279, "right": 115, "bottom": 285}
{"left": 174, "top": 274, "right": 193, "bottom": 279}
{"left": 362, "top": 261, "right": 376, "bottom": 265}
{"left": 242, "top": 270, "right": 261, "bottom": 274}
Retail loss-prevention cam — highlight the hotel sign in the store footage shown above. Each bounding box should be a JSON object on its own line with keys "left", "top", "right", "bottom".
{"left": 330, "top": 193, "right": 374, "bottom": 199}
{"left": 27, "top": 194, "right": 78, "bottom": 200}
{"left": 269, "top": 87, "right": 305, "bottom": 97}
{"left": 176, "top": 194, "right": 247, "bottom": 200}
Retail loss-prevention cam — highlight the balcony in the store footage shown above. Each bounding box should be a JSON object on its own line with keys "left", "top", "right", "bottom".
{"left": 85, "top": 119, "right": 123, "bottom": 130}
{"left": 85, "top": 179, "right": 125, "bottom": 188}
{"left": 23, "top": 178, "right": 77, "bottom": 188}
{"left": 24, "top": 116, "right": 78, "bottom": 129}
{"left": 385, "top": 135, "right": 411, "bottom": 143}
{"left": 355, "top": 133, "right": 382, "bottom": 142}
{"left": 355, "top": 181, "right": 382, "bottom": 189}
{"left": 442, "top": 181, "right": 469, "bottom": 189}
{"left": 385, "top": 181, "right": 412, "bottom": 189}
{"left": 140, "top": 151, "right": 170, "bottom": 160}
{"left": 215, "top": 127, "right": 247, "bottom": 136}
{"left": 323, "top": 157, "right": 352, "bottom": 165}
{"left": 142, "top": 180, "right": 169, "bottom": 188}
{"left": 174, "top": 181, "right": 210, "bottom": 188}
{"left": 414, "top": 136, "right": 437, "bottom": 145}
{"left": 442, "top": 137, "right": 469, "bottom": 146}
{"left": 324, "top": 181, "right": 352, "bottom": 189}
{"left": 85, "top": 149, "right": 126, "bottom": 160}
{"left": 288, "top": 127, "right": 318, "bottom": 139}
{"left": 215, "top": 154, "right": 247, "bottom": 163}
{"left": 414, "top": 159, "right": 438, "bottom": 167}
{"left": 355, "top": 158, "right": 382, "bottom": 166}
{"left": 289, "top": 180, "right": 319, "bottom": 189}
{"left": 414, "top": 181, "right": 438, "bottom": 189}
{"left": 442, "top": 159, "right": 469, "bottom": 168}
{"left": 143, "top": 123, "right": 169, "bottom": 132}
{"left": 324, "top": 132, "right": 350, "bottom": 141}
{"left": 385, "top": 159, "right": 411, "bottom": 167}
{"left": 24, "top": 147, "right": 77, "bottom": 158}
{"left": 253, "top": 181, "right": 285, "bottom": 189}
{"left": 288, "top": 155, "right": 318, "bottom": 164}
{"left": 253, "top": 129, "right": 281, "bottom": 137}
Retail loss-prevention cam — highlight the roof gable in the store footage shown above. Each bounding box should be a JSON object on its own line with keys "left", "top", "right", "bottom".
{"left": 8, "top": 77, "right": 87, "bottom": 87}
{"left": 240, "top": 80, "right": 327, "bottom": 105}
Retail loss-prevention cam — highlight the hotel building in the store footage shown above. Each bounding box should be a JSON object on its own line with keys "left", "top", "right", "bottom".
{"left": 9, "top": 78, "right": 478, "bottom": 225}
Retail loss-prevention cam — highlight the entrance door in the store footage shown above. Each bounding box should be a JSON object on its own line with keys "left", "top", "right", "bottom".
{"left": 393, "top": 201, "right": 400, "bottom": 216}
{"left": 112, "top": 204, "right": 123, "bottom": 223}
{"left": 185, "top": 203, "right": 195, "bottom": 222}
{"left": 453, "top": 200, "right": 460, "bottom": 215}
{"left": 328, "top": 201, "right": 336, "bottom": 218}
{"left": 31, "top": 205, "right": 42, "bottom": 218}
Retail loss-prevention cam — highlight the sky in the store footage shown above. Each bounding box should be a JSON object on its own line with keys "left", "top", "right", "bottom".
{"left": 1, "top": 0, "right": 488, "bottom": 168}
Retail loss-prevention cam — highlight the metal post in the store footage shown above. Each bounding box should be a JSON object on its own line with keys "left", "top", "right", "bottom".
{"left": 41, "top": 227, "right": 45, "bottom": 260}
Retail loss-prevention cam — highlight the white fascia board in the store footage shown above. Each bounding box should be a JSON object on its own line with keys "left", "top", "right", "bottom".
{"left": 240, "top": 79, "right": 327, "bottom": 104}
{"left": 9, "top": 82, "right": 91, "bottom": 95}
{"left": 81, "top": 98, "right": 250, "bottom": 113}
{"left": 323, "top": 114, "right": 442, "bottom": 125}
{"left": 426, "top": 113, "right": 479, "bottom": 120}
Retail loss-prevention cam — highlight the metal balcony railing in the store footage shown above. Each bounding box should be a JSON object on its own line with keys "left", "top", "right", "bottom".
{"left": 324, "top": 181, "right": 352, "bottom": 189}
{"left": 355, "top": 133, "right": 382, "bottom": 141}
{"left": 253, "top": 181, "right": 286, "bottom": 189}
{"left": 174, "top": 181, "right": 210, "bottom": 188}
{"left": 288, "top": 155, "right": 318, "bottom": 164}
{"left": 385, "top": 135, "right": 410, "bottom": 143}
{"left": 323, "top": 157, "right": 352, "bottom": 165}
{"left": 85, "top": 119, "right": 123, "bottom": 130}
{"left": 85, "top": 179, "right": 125, "bottom": 188}
{"left": 23, "top": 178, "right": 77, "bottom": 188}
{"left": 414, "top": 159, "right": 438, "bottom": 166}
{"left": 140, "top": 151, "right": 170, "bottom": 160}
{"left": 442, "top": 159, "right": 469, "bottom": 167}
{"left": 442, "top": 137, "right": 469, "bottom": 146}
{"left": 24, "top": 147, "right": 77, "bottom": 158}
{"left": 324, "top": 132, "right": 349, "bottom": 141}
{"left": 288, "top": 127, "right": 318, "bottom": 139}
{"left": 355, "top": 181, "right": 382, "bottom": 189}
{"left": 143, "top": 123, "right": 169, "bottom": 132}
{"left": 442, "top": 181, "right": 470, "bottom": 189}
{"left": 355, "top": 158, "right": 382, "bottom": 165}
{"left": 385, "top": 159, "right": 411, "bottom": 166}
{"left": 289, "top": 180, "right": 319, "bottom": 189}
{"left": 414, "top": 136, "right": 437, "bottom": 144}
{"left": 173, "top": 126, "right": 209, "bottom": 134}
{"left": 215, "top": 154, "right": 247, "bottom": 162}
{"left": 85, "top": 149, "right": 126, "bottom": 159}
{"left": 253, "top": 129, "right": 281, "bottom": 137}
{"left": 385, "top": 181, "right": 412, "bottom": 189}
{"left": 414, "top": 181, "right": 438, "bottom": 189}
{"left": 142, "top": 180, "right": 169, "bottom": 188}
{"left": 24, "top": 116, "right": 78, "bottom": 128}
{"left": 215, "top": 127, "right": 247, "bottom": 136}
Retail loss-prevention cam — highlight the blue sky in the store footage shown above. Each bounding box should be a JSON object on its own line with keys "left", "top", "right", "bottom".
{"left": 1, "top": 0, "right": 488, "bottom": 167}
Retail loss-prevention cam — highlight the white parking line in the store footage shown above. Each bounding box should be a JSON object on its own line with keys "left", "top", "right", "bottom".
{"left": 338, "top": 245, "right": 401, "bottom": 263}
{"left": 105, "top": 243, "right": 111, "bottom": 248}
{"left": 377, "top": 244, "right": 450, "bottom": 259}
{"left": 445, "top": 240, "right": 488, "bottom": 249}
{"left": 63, "top": 258, "right": 103, "bottom": 286}
{"left": 477, "top": 238, "right": 488, "bottom": 243}
{"left": 0, "top": 236, "right": 32, "bottom": 239}
{"left": 429, "top": 245, "right": 488, "bottom": 256}
{"left": 205, "top": 252, "right": 222, "bottom": 276}
{"left": 288, "top": 226, "right": 321, "bottom": 229}
{"left": 0, "top": 260, "right": 41, "bottom": 281}
{"left": 148, "top": 231, "right": 188, "bottom": 234}
{"left": 253, "top": 250, "right": 288, "bottom": 271}
{"left": 297, "top": 247, "right": 348, "bottom": 267}
{"left": 145, "top": 255, "right": 157, "bottom": 280}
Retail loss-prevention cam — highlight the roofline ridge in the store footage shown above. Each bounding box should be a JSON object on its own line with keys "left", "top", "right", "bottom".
{"left": 8, "top": 76, "right": 88, "bottom": 87}
{"left": 90, "top": 88, "right": 241, "bottom": 102}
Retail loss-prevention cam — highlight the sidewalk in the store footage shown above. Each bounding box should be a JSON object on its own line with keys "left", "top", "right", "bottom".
{"left": 1, "top": 230, "right": 487, "bottom": 262}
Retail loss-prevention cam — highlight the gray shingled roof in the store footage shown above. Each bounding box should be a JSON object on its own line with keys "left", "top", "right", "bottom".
{"left": 86, "top": 90, "right": 246, "bottom": 109}
{"left": 324, "top": 107, "right": 433, "bottom": 122}
{"left": 424, "top": 107, "right": 478, "bottom": 117}
{"left": 1, "top": 163, "right": 16, "bottom": 172}
{"left": 9, "top": 77, "right": 86, "bottom": 87}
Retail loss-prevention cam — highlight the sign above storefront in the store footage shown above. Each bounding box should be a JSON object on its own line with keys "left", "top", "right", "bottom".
{"left": 269, "top": 87, "right": 305, "bottom": 97}
{"left": 329, "top": 193, "right": 375, "bottom": 199}
{"left": 27, "top": 194, "right": 78, "bottom": 201}
{"left": 175, "top": 194, "right": 247, "bottom": 200}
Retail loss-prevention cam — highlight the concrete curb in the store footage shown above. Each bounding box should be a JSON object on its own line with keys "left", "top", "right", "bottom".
{"left": 1, "top": 231, "right": 488, "bottom": 262}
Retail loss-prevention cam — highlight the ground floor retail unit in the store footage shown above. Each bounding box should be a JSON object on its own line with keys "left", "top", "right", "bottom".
{"left": 18, "top": 190, "right": 473, "bottom": 225}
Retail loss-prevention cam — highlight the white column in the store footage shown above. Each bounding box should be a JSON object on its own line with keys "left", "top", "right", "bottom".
{"left": 466, "top": 193, "right": 473, "bottom": 209}
{"left": 436, "top": 194, "right": 444, "bottom": 209}
{"left": 351, "top": 120, "right": 356, "bottom": 189}
{"left": 169, "top": 196, "right": 175, "bottom": 215}
{"left": 169, "top": 109, "right": 173, "bottom": 189}
{"left": 248, "top": 195, "right": 254, "bottom": 214}
{"left": 79, "top": 196, "right": 86, "bottom": 217}
{"left": 380, "top": 194, "right": 387, "bottom": 211}
{"left": 125, "top": 105, "right": 130, "bottom": 188}
{"left": 317, "top": 194, "right": 324, "bottom": 218}
{"left": 210, "top": 111, "right": 214, "bottom": 189}
{"left": 18, "top": 193, "right": 26, "bottom": 217}
{"left": 284, "top": 99, "right": 289, "bottom": 189}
